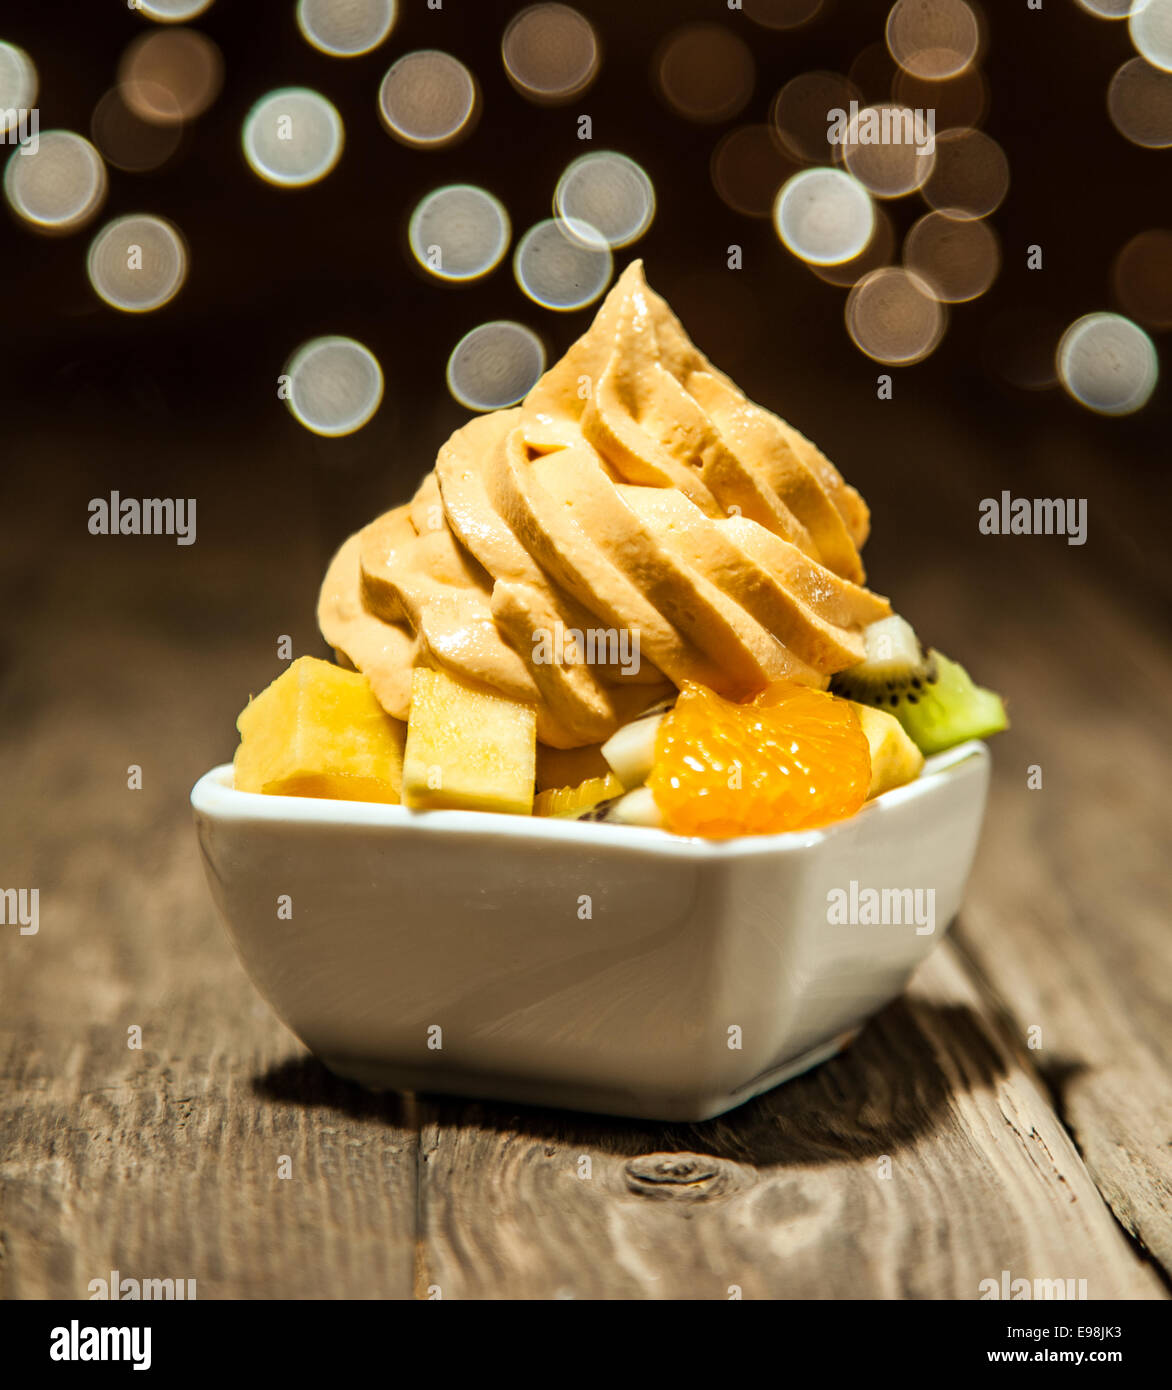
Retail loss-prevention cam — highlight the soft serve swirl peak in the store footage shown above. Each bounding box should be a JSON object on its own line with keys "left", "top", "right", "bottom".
{"left": 319, "top": 261, "right": 891, "bottom": 749}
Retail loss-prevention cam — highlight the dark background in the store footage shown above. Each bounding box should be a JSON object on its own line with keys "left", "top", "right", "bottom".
{"left": 1, "top": 0, "right": 1168, "bottom": 782}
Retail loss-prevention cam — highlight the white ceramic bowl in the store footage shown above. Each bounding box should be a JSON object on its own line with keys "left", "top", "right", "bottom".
{"left": 191, "top": 741, "right": 989, "bottom": 1121}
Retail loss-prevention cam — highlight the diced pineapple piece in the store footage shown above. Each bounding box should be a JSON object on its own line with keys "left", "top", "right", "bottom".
{"left": 234, "top": 655, "right": 406, "bottom": 802}
{"left": 850, "top": 702, "right": 925, "bottom": 799}
{"left": 534, "top": 773, "right": 623, "bottom": 819}
{"left": 402, "top": 667, "right": 537, "bottom": 815}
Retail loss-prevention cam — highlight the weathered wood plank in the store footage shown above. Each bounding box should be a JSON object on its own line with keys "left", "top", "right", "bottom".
{"left": 945, "top": 563, "right": 1172, "bottom": 1278}
{"left": 0, "top": 1020, "right": 419, "bottom": 1299}
{"left": 0, "top": 426, "right": 419, "bottom": 1300}
{"left": 415, "top": 943, "right": 1163, "bottom": 1300}
{"left": 864, "top": 410, "right": 1172, "bottom": 1284}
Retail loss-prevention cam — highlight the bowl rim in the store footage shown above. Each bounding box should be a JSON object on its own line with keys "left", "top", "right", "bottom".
{"left": 191, "top": 740, "right": 988, "bottom": 859}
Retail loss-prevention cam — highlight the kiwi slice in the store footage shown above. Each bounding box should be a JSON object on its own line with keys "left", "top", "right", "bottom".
{"left": 832, "top": 617, "right": 1007, "bottom": 755}
{"left": 830, "top": 615, "right": 937, "bottom": 703}
{"left": 890, "top": 652, "right": 1008, "bottom": 755}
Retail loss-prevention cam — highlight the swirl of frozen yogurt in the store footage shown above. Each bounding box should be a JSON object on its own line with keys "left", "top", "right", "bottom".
{"left": 319, "top": 261, "right": 891, "bottom": 748}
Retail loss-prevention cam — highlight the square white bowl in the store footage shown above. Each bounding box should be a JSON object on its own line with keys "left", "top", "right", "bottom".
{"left": 191, "top": 741, "right": 989, "bottom": 1121}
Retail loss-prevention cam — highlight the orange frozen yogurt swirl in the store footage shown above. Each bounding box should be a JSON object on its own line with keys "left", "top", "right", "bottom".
{"left": 319, "top": 261, "right": 891, "bottom": 749}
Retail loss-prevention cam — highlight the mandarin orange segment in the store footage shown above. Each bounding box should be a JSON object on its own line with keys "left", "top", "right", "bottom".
{"left": 647, "top": 680, "right": 871, "bottom": 839}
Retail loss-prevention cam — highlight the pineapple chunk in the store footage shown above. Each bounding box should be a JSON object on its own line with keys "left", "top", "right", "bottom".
{"left": 402, "top": 667, "right": 537, "bottom": 815}
{"left": 534, "top": 773, "right": 623, "bottom": 819}
{"left": 851, "top": 702, "right": 925, "bottom": 799}
{"left": 234, "top": 655, "right": 406, "bottom": 803}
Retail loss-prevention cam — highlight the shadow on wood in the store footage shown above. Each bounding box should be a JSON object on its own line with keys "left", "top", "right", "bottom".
{"left": 253, "top": 1055, "right": 413, "bottom": 1130}
{"left": 250, "top": 995, "right": 1008, "bottom": 1173}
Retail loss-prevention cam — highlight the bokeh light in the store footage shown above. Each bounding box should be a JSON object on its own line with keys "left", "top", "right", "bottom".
{"left": 743, "top": 0, "right": 823, "bottom": 28}
{"left": 87, "top": 213, "right": 187, "bottom": 313}
{"left": 1108, "top": 56, "right": 1172, "bottom": 146}
{"left": 711, "top": 125, "right": 800, "bottom": 218}
{"left": 1130, "top": 0, "right": 1172, "bottom": 71}
{"left": 297, "top": 0, "right": 397, "bottom": 57}
{"left": 378, "top": 51, "right": 478, "bottom": 148}
{"left": 242, "top": 88, "right": 343, "bottom": 187}
{"left": 894, "top": 66, "right": 989, "bottom": 129}
{"left": 1112, "top": 228, "right": 1172, "bottom": 328}
{"left": 91, "top": 86, "right": 182, "bottom": 172}
{"left": 1074, "top": 0, "right": 1133, "bottom": 17}
{"left": 811, "top": 205, "right": 896, "bottom": 287}
{"left": 409, "top": 185, "right": 511, "bottom": 282}
{"left": 656, "top": 24, "right": 754, "bottom": 123}
{"left": 904, "top": 211, "right": 999, "bottom": 302}
{"left": 502, "top": 5, "right": 600, "bottom": 105}
{"left": 0, "top": 42, "right": 37, "bottom": 136}
{"left": 447, "top": 321, "right": 547, "bottom": 411}
{"left": 921, "top": 127, "right": 1009, "bottom": 218}
{"left": 119, "top": 28, "right": 223, "bottom": 125}
{"left": 4, "top": 131, "right": 107, "bottom": 235}
{"left": 134, "top": 0, "right": 215, "bottom": 20}
{"left": 514, "top": 217, "right": 613, "bottom": 310}
{"left": 774, "top": 168, "right": 875, "bottom": 266}
{"left": 1057, "top": 312, "right": 1158, "bottom": 415}
{"left": 886, "top": 0, "right": 980, "bottom": 80}
{"left": 772, "top": 72, "right": 860, "bottom": 164}
{"left": 284, "top": 336, "right": 384, "bottom": 436}
{"left": 846, "top": 267, "right": 947, "bottom": 365}
{"left": 842, "top": 104, "right": 936, "bottom": 197}
{"left": 554, "top": 152, "right": 655, "bottom": 248}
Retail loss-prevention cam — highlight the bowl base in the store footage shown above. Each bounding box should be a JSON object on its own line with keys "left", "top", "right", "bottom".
{"left": 319, "top": 1028, "right": 860, "bottom": 1123}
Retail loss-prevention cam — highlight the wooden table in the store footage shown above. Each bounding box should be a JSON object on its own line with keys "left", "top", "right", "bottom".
{"left": 2, "top": 394, "right": 1169, "bottom": 1301}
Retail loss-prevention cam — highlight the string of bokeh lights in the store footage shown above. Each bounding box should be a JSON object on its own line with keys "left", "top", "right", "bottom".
{"left": 0, "top": 0, "right": 1167, "bottom": 430}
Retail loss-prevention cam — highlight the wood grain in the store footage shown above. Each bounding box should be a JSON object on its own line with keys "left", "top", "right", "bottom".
{"left": 0, "top": 426, "right": 418, "bottom": 1300}
{"left": 948, "top": 562, "right": 1172, "bottom": 1275}
{"left": 878, "top": 407, "right": 1172, "bottom": 1283}
{"left": 414, "top": 944, "right": 1162, "bottom": 1300}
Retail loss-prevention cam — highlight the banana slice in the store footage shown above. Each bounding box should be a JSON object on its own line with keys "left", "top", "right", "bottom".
{"left": 576, "top": 785, "right": 666, "bottom": 827}
{"left": 601, "top": 712, "right": 665, "bottom": 789}
{"left": 608, "top": 787, "right": 664, "bottom": 827}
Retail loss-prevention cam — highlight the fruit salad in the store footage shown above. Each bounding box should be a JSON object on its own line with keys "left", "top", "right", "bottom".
{"left": 233, "top": 262, "right": 1006, "bottom": 838}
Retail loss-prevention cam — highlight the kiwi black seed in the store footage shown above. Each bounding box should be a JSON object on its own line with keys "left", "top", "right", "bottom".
{"left": 831, "top": 614, "right": 937, "bottom": 708}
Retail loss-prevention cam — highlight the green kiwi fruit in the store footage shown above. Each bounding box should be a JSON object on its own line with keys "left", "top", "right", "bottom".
{"left": 890, "top": 652, "right": 1008, "bottom": 754}
{"left": 830, "top": 616, "right": 936, "bottom": 702}
{"left": 832, "top": 617, "right": 1008, "bottom": 755}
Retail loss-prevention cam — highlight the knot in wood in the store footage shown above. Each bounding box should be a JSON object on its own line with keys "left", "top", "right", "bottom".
{"left": 624, "top": 1152, "right": 738, "bottom": 1202}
